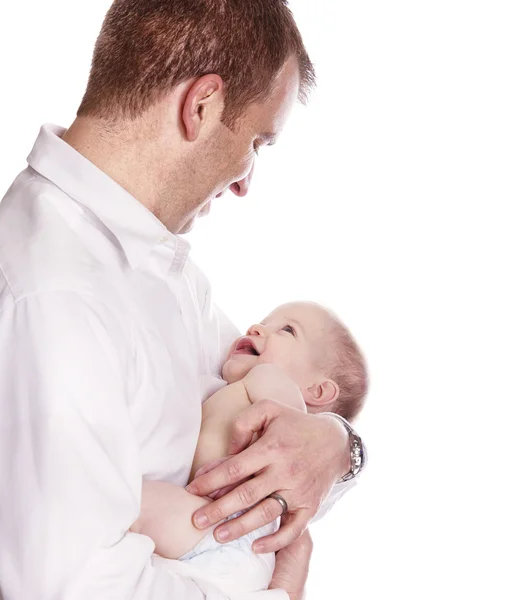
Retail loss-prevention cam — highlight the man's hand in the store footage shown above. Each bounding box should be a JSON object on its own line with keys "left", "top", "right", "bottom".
{"left": 191, "top": 457, "right": 250, "bottom": 500}
{"left": 186, "top": 400, "right": 350, "bottom": 553}
{"left": 269, "top": 531, "right": 313, "bottom": 600}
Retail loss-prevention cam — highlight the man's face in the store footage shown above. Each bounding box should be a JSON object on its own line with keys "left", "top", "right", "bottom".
{"left": 222, "top": 302, "right": 334, "bottom": 391}
{"left": 179, "top": 55, "right": 300, "bottom": 233}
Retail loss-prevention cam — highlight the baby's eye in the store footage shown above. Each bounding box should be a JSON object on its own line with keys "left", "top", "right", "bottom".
{"left": 282, "top": 325, "right": 295, "bottom": 336}
{"left": 253, "top": 141, "right": 260, "bottom": 156}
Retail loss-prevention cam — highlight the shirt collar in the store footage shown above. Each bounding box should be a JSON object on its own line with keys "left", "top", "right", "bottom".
{"left": 26, "top": 123, "right": 190, "bottom": 273}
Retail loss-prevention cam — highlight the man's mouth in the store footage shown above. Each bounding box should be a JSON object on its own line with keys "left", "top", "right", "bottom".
{"left": 232, "top": 337, "right": 260, "bottom": 356}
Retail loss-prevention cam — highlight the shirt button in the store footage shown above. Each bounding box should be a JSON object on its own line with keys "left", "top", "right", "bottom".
{"left": 160, "top": 236, "right": 169, "bottom": 243}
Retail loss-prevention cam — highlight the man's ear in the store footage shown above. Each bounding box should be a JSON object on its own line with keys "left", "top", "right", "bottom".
{"left": 181, "top": 74, "right": 224, "bottom": 142}
{"left": 304, "top": 378, "right": 340, "bottom": 409}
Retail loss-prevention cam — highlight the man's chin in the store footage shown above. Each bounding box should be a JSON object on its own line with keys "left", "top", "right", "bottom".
{"left": 177, "top": 219, "right": 195, "bottom": 234}
{"left": 177, "top": 201, "right": 213, "bottom": 234}
{"left": 199, "top": 200, "right": 213, "bottom": 216}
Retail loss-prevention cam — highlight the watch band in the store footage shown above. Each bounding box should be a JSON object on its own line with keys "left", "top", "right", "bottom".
{"left": 320, "top": 412, "right": 366, "bottom": 483}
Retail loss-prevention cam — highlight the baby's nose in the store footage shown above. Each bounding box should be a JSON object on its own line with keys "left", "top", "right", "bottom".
{"left": 246, "top": 323, "right": 266, "bottom": 337}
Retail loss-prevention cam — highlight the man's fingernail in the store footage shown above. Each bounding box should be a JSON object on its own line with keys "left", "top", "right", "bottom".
{"left": 194, "top": 513, "right": 209, "bottom": 528}
{"left": 216, "top": 527, "right": 230, "bottom": 542}
{"left": 254, "top": 543, "right": 265, "bottom": 554}
{"left": 186, "top": 485, "right": 197, "bottom": 494}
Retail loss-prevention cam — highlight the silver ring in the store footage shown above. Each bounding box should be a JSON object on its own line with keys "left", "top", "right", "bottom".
{"left": 267, "top": 492, "right": 288, "bottom": 516}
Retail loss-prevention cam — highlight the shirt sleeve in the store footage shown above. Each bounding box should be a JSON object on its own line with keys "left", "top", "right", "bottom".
{"left": 0, "top": 290, "right": 286, "bottom": 600}
{"left": 312, "top": 478, "right": 358, "bottom": 523}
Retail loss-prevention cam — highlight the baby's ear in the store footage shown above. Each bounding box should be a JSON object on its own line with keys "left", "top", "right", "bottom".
{"left": 305, "top": 378, "right": 340, "bottom": 408}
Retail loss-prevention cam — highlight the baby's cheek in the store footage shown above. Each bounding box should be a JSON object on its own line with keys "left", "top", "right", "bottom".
{"left": 265, "top": 356, "right": 298, "bottom": 380}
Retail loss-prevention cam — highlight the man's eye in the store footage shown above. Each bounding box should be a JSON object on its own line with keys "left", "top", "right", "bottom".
{"left": 282, "top": 325, "right": 295, "bottom": 336}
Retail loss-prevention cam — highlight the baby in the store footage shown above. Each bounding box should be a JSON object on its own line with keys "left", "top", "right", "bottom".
{"left": 132, "top": 301, "right": 368, "bottom": 595}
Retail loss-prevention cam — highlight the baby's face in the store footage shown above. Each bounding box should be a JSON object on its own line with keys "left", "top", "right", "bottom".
{"left": 222, "top": 302, "right": 332, "bottom": 390}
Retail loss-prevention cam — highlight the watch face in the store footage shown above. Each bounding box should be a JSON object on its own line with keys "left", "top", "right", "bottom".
{"left": 359, "top": 439, "right": 367, "bottom": 471}
{"left": 349, "top": 435, "right": 365, "bottom": 479}
{"left": 354, "top": 436, "right": 364, "bottom": 470}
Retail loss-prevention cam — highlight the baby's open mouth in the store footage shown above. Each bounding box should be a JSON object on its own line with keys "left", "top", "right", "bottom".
{"left": 233, "top": 337, "right": 260, "bottom": 356}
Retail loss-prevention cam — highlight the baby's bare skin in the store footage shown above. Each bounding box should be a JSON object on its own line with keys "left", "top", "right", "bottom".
{"left": 192, "top": 364, "right": 305, "bottom": 480}
{"left": 132, "top": 364, "right": 305, "bottom": 559}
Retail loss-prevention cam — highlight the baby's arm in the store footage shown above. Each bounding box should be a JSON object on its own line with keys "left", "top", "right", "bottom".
{"left": 130, "top": 480, "right": 216, "bottom": 559}
{"left": 241, "top": 363, "right": 307, "bottom": 413}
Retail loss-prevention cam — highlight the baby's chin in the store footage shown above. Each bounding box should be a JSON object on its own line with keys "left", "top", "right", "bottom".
{"left": 222, "top": 357, "right": 256, "bottom": 384}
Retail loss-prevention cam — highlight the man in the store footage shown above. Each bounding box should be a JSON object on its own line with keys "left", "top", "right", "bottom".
{"left": 0, "top": 1, "right": 364, "bottom": 599}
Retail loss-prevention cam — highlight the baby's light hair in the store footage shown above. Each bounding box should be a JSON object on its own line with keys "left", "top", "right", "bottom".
{"left": 322, "top": 313, "right": 369, "bottom": 423}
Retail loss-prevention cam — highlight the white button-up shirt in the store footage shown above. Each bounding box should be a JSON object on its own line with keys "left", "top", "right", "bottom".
{"left": 0, "top": 124, "right": 353, "bottom": 600}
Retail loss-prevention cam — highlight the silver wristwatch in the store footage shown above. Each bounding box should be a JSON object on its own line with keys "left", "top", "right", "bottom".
{"left": 320, "top": 412, "right": 366, "bottom": 483}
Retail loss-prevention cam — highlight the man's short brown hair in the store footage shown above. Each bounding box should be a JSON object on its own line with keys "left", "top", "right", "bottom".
{"left": 78, "top": 0, "right": 315, "bottom": 128}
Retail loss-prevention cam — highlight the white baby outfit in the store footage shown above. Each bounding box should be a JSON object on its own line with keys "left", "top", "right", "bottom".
{"left": 154, "top": 516, "right": 279, "bottom": 595}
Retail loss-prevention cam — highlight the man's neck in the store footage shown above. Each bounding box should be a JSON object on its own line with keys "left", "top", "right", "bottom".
{"left": 61, "top": 115, "right": 191, "bottom": 233}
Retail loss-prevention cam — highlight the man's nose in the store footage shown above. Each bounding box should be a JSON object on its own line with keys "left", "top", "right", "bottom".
{"left": 246, "top": 323, "right": 266, "bottom": 337}
{"left": 230, "top": 163, "right": 255, "bottom": 198}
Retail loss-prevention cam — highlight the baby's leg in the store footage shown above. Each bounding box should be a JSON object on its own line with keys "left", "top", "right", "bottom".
{"left": 131, "top": 480, "right": 215, "bottom": 559}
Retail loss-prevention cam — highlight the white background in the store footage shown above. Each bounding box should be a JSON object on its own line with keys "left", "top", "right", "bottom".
{"left": 1, "top": 1, "right": 530, "bottom": 598}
